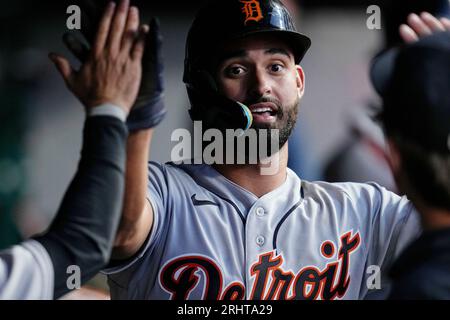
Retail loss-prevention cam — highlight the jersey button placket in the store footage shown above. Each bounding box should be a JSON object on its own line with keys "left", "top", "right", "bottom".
{"left": 256, "top": 235, "right": 265, "bottom": 246}
{"left": 256, "top": 207, "right": 265, "bottom": 217}
{"left": 245, "top": 203, "right": 270, "bottom": 298}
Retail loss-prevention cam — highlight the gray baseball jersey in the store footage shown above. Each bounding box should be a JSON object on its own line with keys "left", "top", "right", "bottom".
{"left": 0, "top": 239, "right": 54, "bottom": 300}
{"left": 104, "top": 161, "right": 420, "bottom": 300}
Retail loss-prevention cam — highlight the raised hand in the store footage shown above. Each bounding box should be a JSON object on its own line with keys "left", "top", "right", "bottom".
{"left": 400, "top": 12, "right": 450, "bottom": 43}
{"left": 50, "top": 0, "right": 148, "bottom": 115}
{"left": 63, "top": 0, "right": 166, "bottom": 130}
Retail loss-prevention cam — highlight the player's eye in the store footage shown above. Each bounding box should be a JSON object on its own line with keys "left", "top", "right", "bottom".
{"left": 225, "top": 66, "right": 246, "bottom": 77}
{"left": 269, "top": 63, "right": 284, "bottom": 73}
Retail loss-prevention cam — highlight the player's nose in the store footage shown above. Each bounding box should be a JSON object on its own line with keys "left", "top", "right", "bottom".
{"left": 248, "top": 68, "right": 272, "bottom": 97}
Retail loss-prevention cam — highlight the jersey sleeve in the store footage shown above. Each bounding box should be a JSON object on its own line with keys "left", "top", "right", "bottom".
{"left": 362, "top": 183, "right": 421, "bottom": 299}
{"left": 0, "top": 240, "right": 54, "bottom": 300}
{"left": 102, "top": 161, "right": 170, "bottom": 276}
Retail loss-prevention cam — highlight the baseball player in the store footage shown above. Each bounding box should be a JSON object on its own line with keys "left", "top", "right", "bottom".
{"left": 371, "top": 31, "right": 450, "bottom": 299}
{"left": 0, "top": 1, "right": 146, "bottom": 299}
{"left": 65, "top": 1, "right": 447, "bottom": 300}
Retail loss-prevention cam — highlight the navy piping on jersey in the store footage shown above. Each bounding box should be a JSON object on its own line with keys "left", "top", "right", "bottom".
{"left": 206, "top": 189, "right": 246, "bottom": 224}
{"left": 272, "top": 184, "right": 305, "bottom": 252}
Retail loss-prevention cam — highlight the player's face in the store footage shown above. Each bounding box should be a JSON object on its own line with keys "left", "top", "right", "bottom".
{"left": 215, "top": 34, "right": 305, "bottom": 146}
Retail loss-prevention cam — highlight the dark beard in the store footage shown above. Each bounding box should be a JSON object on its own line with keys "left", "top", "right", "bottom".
{"left": 243, "top": 95, "right": 300, "bottom": 160}
{"left": 198, "top": 96, "right": 299, "bottom": 164}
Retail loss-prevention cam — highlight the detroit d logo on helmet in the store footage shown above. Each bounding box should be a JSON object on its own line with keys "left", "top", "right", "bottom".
{"left": 240, "top": 0, "right": 264, "bottom": 25}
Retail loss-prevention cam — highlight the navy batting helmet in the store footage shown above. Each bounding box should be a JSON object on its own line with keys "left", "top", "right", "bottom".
{"left": 183, "top": 0, "right": 311, "bottom": 132}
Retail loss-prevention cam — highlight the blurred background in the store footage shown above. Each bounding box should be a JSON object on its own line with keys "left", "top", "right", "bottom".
{"left": 0, "top": 0, "right": 449, "bottom": 299}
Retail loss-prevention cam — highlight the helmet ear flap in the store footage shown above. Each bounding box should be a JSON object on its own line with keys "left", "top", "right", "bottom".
{"left": 195, "top": 69, "right": 219, "bottom": 93}
{"left": 186, "top": 64, "right": 253, "bottom": 132}
{"left": 187, "top": 69, "right": 219, "bottom": 121}
{"left": 187, "top": 87, "right": 203, "bottom": 121}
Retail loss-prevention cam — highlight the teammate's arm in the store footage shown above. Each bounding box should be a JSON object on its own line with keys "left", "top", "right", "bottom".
{"left": 29, "top": 114, "right": 128, "bottom": 299}
{"left": 0, "top": 0, "right": 147, "bottom": 299}
{"left": 44, "top": 0, "right": 147, "bottom": 297}
{"left": 63, "top": 0, "right": 166, "bottom": 260}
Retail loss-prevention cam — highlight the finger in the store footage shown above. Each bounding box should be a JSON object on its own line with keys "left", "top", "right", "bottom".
{"left": 49, "top": 53, "right": 75, "bottom": 85}
{"left": 121, "top": 6, "right": 140, "bottom": 55}
{"left": 440, "top": 17, "right": 450, "bottom": 30}
{"left": 147, "top": 17, "right": 163, "bottom": 58}
{"left": 145, "top": 17, "right": 164, "bottom": 92}
{"left": 81, "top": 0, "right": 108, "bottom": 19}
{"left": 93, "top": 1, "right": 116, "bottom": 57}
{"left": 399, "top": 24, "right": 419, "bottom": 43}
{"left": 420, "top": 12, "right": 446, "bottom": 32}
{"left": 131, "top": 25, "right": 149, "bottom": 61}
{"left": 63, "top": 32, "right": 90, "bottom": 62}
{"left": 106, "top": 0, "right": 130, "bottom": 55}
{"left": 406, "top": 13, "right": 432, "bottom": 37}
{"left": 79, "top": 0, "right": 109, "bottom": 43}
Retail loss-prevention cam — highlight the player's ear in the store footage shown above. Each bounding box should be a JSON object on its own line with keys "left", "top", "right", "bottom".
{"left": 295, "top": 65, "right": 305, "bottom": 99}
